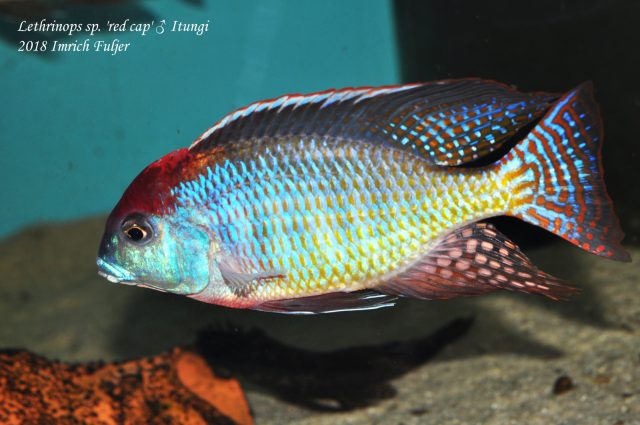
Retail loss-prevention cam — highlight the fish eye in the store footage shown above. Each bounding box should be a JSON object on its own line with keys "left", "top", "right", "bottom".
{"left": 125, "top": 225, "right": 146, "bottom": 241}
{"left": 121, "top": 214, "right": 153, "bottom": 244}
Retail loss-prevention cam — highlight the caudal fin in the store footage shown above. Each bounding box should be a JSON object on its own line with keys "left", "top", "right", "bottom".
{"left": 502, "top": 82, "right": 630, "bottom": 261}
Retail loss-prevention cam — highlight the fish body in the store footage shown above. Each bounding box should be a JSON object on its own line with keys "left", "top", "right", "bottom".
{"left": 97, "top": 80, "right": 629, "bottom": 313}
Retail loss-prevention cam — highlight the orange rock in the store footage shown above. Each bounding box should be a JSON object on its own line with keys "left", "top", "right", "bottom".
{"left": 177, "top": 352, "right": 253, "bottom": 425}
{"left": 0, "top": 348, "right": 253, "bottom": 425}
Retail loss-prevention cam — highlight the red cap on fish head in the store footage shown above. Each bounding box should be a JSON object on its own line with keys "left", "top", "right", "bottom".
{"left": 109, "top": 148, "right": 191, "bottom": 222}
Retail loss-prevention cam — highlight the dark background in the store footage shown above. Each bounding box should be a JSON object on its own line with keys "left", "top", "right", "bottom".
{"left": 394, "top": 0, "right": 640, "bottom": 245}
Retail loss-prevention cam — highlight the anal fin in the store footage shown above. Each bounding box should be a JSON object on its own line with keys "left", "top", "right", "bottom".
{"left": 378, "top": 222, "right": 577, "bottom": 301}
{"left": 256, "top": 290, "right": 397, "bottom": 314}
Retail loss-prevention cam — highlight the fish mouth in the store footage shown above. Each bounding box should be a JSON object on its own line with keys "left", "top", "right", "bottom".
{"left": 96, "top": 257, "right": 168, "bottom": 293}
{"left": 96, "top": 257, "right": 137, "bottom": 285}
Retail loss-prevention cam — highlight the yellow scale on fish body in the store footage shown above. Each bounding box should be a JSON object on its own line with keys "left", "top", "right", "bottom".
{"left": 97, "top": 79, "right": 629, "bottom": 314}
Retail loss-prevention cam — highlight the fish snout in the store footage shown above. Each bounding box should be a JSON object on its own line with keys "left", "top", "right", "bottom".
{"left": 98, "top": 231, "right": 116, "bottom": 259}
{"left": 96, "top": 231, "right": 136, "bottom": 284}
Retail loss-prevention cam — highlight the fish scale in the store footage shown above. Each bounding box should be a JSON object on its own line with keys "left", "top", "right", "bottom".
{"left": 171, "top": 136, "right": 508, "bottom": 300}
{"left": 98, "top": 80, "right": 629, "bottom": 313}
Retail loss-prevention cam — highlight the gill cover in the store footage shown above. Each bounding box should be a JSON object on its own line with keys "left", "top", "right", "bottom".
{"left": 98, "top": 212, "right": 212, "bottom": 295}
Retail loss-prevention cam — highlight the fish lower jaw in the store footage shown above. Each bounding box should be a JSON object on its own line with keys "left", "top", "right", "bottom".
{"left": 97, "top": 270, "right": 138, "bottom": 285}
{"left": 96, "top": 257, "right": 137, "bottom": 284}
{"left": 98, "top": 270, "right": 121, "bottom": 283}
{"left": 96, "top": 270, "right": 167, "bottom": 293}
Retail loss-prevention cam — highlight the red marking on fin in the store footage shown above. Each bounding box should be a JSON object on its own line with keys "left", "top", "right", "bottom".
{"left": 377, "top": 223, "right": 577, "bottom": 301}
{"left": 504, "top": 82, "right": 630, "bottom": 262}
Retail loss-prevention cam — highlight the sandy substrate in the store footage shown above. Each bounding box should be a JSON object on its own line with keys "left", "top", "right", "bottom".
{"left": 0, "top": 217, "right": 638, "bottom": 425}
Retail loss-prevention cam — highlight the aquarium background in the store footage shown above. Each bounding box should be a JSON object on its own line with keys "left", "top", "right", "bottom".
{"left": 0, "top": 0, "right": 399, "bottom": 238}
{"left": 1, "top": 1, "right": 639, "bottom": 424}
{"left": 394, "top": 0, "right": 640, "bottom": 245}
{"left": 2, "top": 0, "right": 638, "bottom": 243}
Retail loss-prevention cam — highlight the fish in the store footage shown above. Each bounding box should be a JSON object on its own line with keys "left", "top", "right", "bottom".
{"left": 97, "top": 79, "right": 630, "bottom": 314}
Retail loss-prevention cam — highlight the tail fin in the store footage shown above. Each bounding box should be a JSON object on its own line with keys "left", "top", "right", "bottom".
{"left": 502, "top": 82, "right": 630, "bottom": 261}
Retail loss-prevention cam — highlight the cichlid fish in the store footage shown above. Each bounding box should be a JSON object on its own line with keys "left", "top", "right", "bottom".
{"left": 97, "top": 79, "right": 630, "bottom": 314}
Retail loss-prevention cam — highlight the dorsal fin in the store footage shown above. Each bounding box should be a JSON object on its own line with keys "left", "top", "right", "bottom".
{"left": 190, "top": 79, "right": 558, "bottom": 166}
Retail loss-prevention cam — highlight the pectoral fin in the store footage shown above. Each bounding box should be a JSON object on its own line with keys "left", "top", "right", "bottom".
{"left": 218, "top": 256, "right": 286, "bottom": 298}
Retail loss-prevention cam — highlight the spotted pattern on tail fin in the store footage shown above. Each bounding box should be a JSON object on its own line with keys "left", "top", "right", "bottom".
{"left": 503, "top": 82, "right": 629, "bottom": 261}
{"left": 377, "top": 222, "right": 576, "bottom": 301}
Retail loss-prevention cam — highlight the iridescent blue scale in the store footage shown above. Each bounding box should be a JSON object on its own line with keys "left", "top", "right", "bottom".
{"left": 170, "top": 136, "right": 507, "bottom": 300}
{"left": 98, "top": 80, "right": 627, "bottom": 313}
